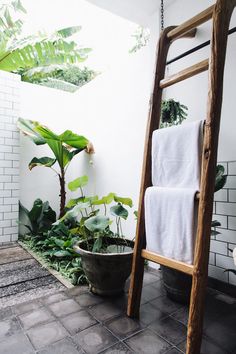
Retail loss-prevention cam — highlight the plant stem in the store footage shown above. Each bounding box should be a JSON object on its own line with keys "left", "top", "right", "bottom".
{"left": 59, "top": 167, "right": 66, "bottom": 218}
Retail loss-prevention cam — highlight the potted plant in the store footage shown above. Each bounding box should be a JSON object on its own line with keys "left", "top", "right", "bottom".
{"left": 59, "top": 176, "right": 135, "bottom": 296}
{"left": 160, "top": 98, "right": 188, "bottom": 128}
{"left": 162, "top": 164, "right": 228, "bottom": 303}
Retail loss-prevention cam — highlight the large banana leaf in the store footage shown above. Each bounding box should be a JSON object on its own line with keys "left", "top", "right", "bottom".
{"left": 18, "top": 118, "right": 90, "bottom": 169}
{"left": 17, "top": 118, "right": 45, "bottom": 145}
{"left": 28, "top": 157, "right": 56, "bottom": 170}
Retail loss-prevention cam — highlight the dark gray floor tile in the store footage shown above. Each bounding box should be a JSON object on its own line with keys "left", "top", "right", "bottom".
{"left": 149, "top": 316, "right": 186, "bottom": 346}
{"left": 143, "top": 271, "right": 161, "bottom": 285}
{"left": 178, "top": 337, "right": 227, "bottom": 354}
{"left": 101, "top": 342, "right": 134, "bottom": 353}
{"left": 27, "top": 320, "right": 68, "bottom": 350}
{"left": 0, "top": 317, "right": 21, "bottom": 341}
{"left": 0, "top": 246, "right": 31, "bottom": 265}
{"left": 13, "top": 300, "right": 42, "bottom": 315}
{"left": 0, "top": 332, "right": 34, "bottom": 354}
{"left": 171, "top": 306, "right": 189, "bottom": 325}
{"left": 89, "top": 301, "right": 123, "bottom": 322}
{"left": 150, "top": 296, "right": 182, "bottom": 315}
{"left": 48, "top": 298, "right": 81, "bottom": 317}
{"left": 125, "top": 329, "right": 171, "bottom": 354}
{"left": 40, "top": 292, "right": 69, "bottom": 305}
{"left": 37, "top": 337, "right": 84, "bottom": 354}
{"left": 105, "top": 315, "right": 142, "bottom": 339}
{"left": 203, "top": 312, "right": 236, "bottom": 353}
{"left": 140, "top": 303, "right": 168, "bottom": 326}
{"left": 73, "top": 323, "right": 117, "bottom": 354}
{"left": 60, "top": 310, "right": 97, "bottom": 335}
{"left": 68, "top": 286, "right": 89, "bottom": 297}
{"left": 0, "top": 307, "right": 13, "bottom": 321}
{"left": 165, "top": 348, "right": 182, "bottom": 354}
{"left": 18, "top": 307, "right": 53, "bottom": 330}
{"left": 75, "top": 292, "right": 104, "bottom": 307}
{"left": 150, "top": 280, "right": 166, "bottom": 297}
{"left": 141, "top": 284, "right": 160, "bottom": 304}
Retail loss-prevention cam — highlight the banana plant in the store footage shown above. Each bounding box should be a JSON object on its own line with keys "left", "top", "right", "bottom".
{"left": 17, "top": 118, "right": 94, "bottom": 217}
{"left": 0, "top": 1, "right": 91, "bottom": 85}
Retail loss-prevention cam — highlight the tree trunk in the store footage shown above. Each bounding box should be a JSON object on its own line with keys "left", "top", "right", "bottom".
{"left": 59, "top": 168, "right": 66, "bottom": 218}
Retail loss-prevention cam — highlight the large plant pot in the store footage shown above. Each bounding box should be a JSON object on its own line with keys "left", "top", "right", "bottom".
{"left": 74, "top": 237, "right": 134, "bottom": 296}
{"left": 162, "top": 266, "right": 192, "bottom": 304}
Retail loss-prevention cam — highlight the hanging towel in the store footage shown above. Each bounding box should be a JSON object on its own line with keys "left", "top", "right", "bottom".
{"left": 145, "top": 120, "right": 203, "bottom": 264}
{"left": 152, "top": 120, "right": 203, "bottom": 189}
{"left": 145, "top": 186, "right": 197, "bottom": 264}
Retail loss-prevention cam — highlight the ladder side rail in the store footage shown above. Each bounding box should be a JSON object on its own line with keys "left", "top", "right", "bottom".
{"left": 127, "top": 27, "right": 174, "bottom": 318}
{"left": 186, "top": 1, "right": 236, "bottom": 353}
{"left": 127, "top": 25, "right": 197, "bottom": 318}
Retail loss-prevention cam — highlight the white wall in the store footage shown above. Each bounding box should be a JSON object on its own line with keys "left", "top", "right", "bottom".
{"left": 20, "top": 26, "right": 159, "bottom": 239}
{"left": 164, "top": 0, "right": 236, "bottom": 161}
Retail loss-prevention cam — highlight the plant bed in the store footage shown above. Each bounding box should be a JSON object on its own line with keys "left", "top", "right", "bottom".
{"left": 74, "top": 237, "right": 134, "bottom": 296}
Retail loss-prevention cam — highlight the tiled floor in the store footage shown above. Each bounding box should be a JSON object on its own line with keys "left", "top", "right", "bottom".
{"left": 0, "top": 269, "right": 235, "bottom": 354}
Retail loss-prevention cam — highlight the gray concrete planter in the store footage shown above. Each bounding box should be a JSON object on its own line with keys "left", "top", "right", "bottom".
{"left": 74, "top": 237, "right": 134, "bottom": 296}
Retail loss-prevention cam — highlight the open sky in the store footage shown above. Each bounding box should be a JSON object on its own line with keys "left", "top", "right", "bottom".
{"left": 21, "top": 0, "right": 139, "bottom": 71}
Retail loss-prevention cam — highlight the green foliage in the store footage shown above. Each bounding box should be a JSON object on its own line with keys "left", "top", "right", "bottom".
{"left": 215, "top": 164, "right": 227, "bottom": 192}
{"left": 18, "top": 118, "right": 92, "bottom": 217}
{"left": 160, "top": 99, "right": 188, "bottom": 128}
{"left": 0, "top": 1, "right": 93, "bottom": 92}
{"left": 62, "top": 176, "right": 135, "bottom": 253}
{"left": 19, "top": 199, "right": 56, "bottom": 237}
{"left": 129, "top": 26, "right": 150, "bottom": 54}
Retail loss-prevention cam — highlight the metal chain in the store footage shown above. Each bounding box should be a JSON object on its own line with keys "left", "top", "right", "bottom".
{"left": 161, "top": 0, "right": 164, "bottom": 31}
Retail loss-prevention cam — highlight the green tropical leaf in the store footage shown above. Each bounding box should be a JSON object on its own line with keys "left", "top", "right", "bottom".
{"left": 110, "top": 203, "right": 128, "bottom": 220}
{"left": 114, "top": 195, "right": 133, "bottom": 207}
{"left": 68, "top": 175, "right": 88, "bottom": 191}
{"left": 215, "top": 165, "right": 227, "bottom": 192}
{"left": 92, "top": 193, "right": 115, "bottom": 206}
{"left": 92, "top": 237, "right": 103, "bottom": 253}
{"left": 17, "top": 118, "right": 45, "bottom": 145}
{"left": 28, "top": 199, "right": 43, "bottom": 223}
{"left": 58, "top": 130, "right": 89, "bottom": 149}
{"left": 28, "top": 157, "right": 56, "bottom": 170}
{"left": 53, "top": 250, "right": 72, "bottom": 258}
{"left": 211, "top": 220, "right": 221, "bottom": 227}
{"left": 84, "top": 215, "right": 110, "bottom": 233}
{"left": 56, "top": 26, "right": 82, "bottom": 38}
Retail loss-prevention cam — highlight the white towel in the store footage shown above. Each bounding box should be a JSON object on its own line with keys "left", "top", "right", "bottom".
{"left": 145, "top": 187, "right": 197, "bottom": 264}
{"left": 152, "top": 120, "right": 203, "bottom": 189}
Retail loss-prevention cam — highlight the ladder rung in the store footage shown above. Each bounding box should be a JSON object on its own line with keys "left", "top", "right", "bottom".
{"left": 141, "top": 249, "right": 194, "bottom": 275}
{"left": 160, "top": 59, "right": 209, "bottom": 88}
{"left": 167, "top": 5, "right": 215, "bottom": 41}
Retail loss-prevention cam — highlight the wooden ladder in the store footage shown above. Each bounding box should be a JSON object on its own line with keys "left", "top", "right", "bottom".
{"left": 127, "top": 1, "right": 236, "bottom": 353}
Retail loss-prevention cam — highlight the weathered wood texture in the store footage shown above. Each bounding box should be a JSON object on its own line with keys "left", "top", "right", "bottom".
{"left": 167, "top": 5, "right": 215, "bottom": 41}
{"left": 141, "top": 250, "right": 194, "bottom": 275}
{"left": 186, "top": 1, "right": 236, "bottom": 353}
{"left": 160, "top": 59, "right": 209, "bottom": 88}
{"left": 127, "top": 27, "right": 175, "bottom": 318}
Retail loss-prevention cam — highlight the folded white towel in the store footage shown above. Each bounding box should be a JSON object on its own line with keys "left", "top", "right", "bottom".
{"left": 152, "top": 120, "right": 203, "bottom": 189}
{"left": 145, "top": 186, "right": 197, "bottom": 264}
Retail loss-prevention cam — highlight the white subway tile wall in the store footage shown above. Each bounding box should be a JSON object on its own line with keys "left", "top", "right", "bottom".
{"left": 211, "top": 161, "right": 236, "bottom": 285}
{"left": 0, "top": 71, "right": 20, "bottom": 243}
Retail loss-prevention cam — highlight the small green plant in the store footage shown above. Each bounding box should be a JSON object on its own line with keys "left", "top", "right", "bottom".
{"left": 61, "top": 175, "right": 134, "bottom": 253}
{"left": 160, "top": 99, "right": 188, "bottom": 128}
{"left": 17, "top": 118, "right": 94, "bottom": 217}
{"left": 19, "top": 199, "right": 56, "bottom": 238}
{"left": 129, "top": 26, "right": 150, "bottom": 54}
{"left": 211, "top": 164, "right": 228, "bottom": 235}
